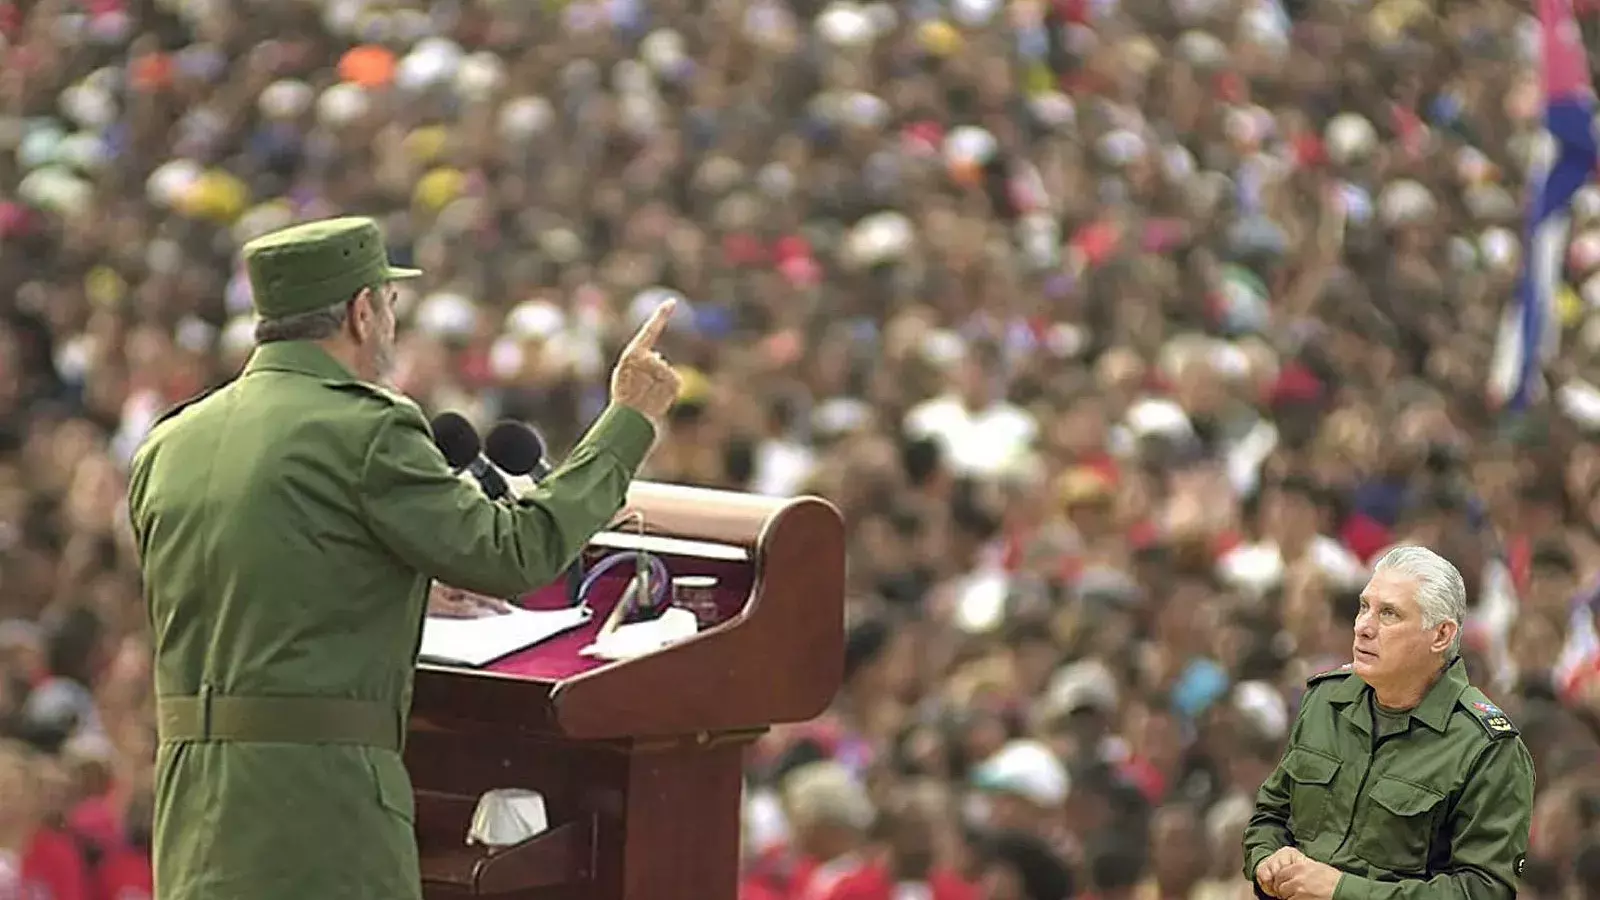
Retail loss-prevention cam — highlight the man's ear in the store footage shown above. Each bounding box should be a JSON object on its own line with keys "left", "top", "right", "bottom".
{"left": 348, "top": 288, "right": 373, "bottom": 342}
{"left": 1431, "top": 619, "right": 1459, "bottom": 655}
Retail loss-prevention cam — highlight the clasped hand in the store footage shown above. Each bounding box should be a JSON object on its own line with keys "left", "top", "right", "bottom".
{"left": 1255, "top": 848, "right": 1342, "bottom": 900}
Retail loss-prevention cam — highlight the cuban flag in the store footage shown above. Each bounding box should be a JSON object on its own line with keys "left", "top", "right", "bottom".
{"left": 1554, "top": 580, "right": 1600, "bottom": 705}
{"left": 1489, "top": 0, "right": 1598, "bottom": 410}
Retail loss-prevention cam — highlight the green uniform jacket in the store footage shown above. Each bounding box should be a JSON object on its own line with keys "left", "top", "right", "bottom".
{"left": 127, "top": 342, "right": 656, "bottom": 900}
{"left": 1242, "top": 658, "right": 1535, "bottom": 900}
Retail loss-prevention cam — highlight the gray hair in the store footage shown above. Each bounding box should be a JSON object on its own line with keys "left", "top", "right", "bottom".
{"left": 782, "top": 761, "right": 876, "bottom": 833}
{"left": 255, "top": 299, "right": 350, "bottom": 344}
{"left": 1371, "top": 545, "right": 1467, "bottom": 654}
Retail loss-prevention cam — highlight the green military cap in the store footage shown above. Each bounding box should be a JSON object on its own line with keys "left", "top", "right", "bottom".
{"left": 242, "top": 216, "right": 421, "bottom": 320}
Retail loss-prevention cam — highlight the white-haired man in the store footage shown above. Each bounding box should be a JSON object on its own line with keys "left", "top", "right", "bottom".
{"left": 1243, "top": 545, "right": 1535, "bottom": 900}
{"left": 782, "top": 761, "right": 876, "bottom": 900}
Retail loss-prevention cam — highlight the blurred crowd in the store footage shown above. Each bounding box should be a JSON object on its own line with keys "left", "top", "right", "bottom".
{"left": 5, "top": 0, "right": 1600, "bottom": 899}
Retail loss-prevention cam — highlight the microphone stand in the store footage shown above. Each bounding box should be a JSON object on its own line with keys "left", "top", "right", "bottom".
{"left": 566, "top": 555, "right": 583, "bottom": 608}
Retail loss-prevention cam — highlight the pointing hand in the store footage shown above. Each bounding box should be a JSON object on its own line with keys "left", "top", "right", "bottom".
{"left": 609, "top": 298, "right": 684, "bottom": 431}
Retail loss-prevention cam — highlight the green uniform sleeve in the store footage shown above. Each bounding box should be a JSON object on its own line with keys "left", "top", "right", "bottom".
{"left": 1243, "top": 687, "right": 1318, "bottom": 893}
{"left": 1243, "top": 762, "right": 1295, "bottom": 894}
{"left": 358, "top": 401, "right": 656, "bottom": 598}
{"left": 1331, "top": 739, "right": 1534, "bottom": 900}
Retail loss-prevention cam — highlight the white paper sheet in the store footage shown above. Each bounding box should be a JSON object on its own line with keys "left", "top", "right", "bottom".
{"left": 579, "top": 607, "right": 700, "bottom": 661}
{"left": 419, "top": 606, "right": 592, "bottom": 668}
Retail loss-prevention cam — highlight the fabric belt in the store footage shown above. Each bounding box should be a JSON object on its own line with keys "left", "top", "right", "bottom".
{"left": 157, "top": 689, "right": 401, "bottom": 752}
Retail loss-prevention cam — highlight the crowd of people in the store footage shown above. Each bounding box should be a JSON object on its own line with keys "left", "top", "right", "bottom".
{"left": 3, "top": 0, "right": 1600, "bottom": 898}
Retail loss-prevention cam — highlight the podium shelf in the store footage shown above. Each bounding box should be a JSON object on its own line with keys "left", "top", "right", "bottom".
{"left": 416, "top": 791, "right": 597, "bottom": 896}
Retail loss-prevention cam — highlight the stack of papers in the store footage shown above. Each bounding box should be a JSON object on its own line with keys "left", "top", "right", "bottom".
{"left": 419, "top": 606, "right": 592, "bottom": 668}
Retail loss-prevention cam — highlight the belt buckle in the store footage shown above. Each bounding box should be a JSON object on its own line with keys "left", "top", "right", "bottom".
{"left": 200, "top": 684, "right": 214, "bottom": 740}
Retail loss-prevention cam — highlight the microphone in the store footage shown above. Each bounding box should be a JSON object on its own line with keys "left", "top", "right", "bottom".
{"left": 484, "top": 421, "right": 550, "bottom": 480}
{"left": 429, "top": 412, "right": 512, "bottom": 500}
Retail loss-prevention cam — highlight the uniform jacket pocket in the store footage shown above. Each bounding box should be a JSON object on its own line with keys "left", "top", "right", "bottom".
{"left": 1283, "top": 746, "right": 1341, "bottom": 840}
{"left": 366, "top": 749, "right": 416, "bottom": 824}
{"left": 1362, "top": 776, "right": 1445, "bottom": 873}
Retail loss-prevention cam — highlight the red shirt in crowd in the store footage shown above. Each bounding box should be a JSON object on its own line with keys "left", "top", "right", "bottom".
{"left": 740, "top": 877, "right": 787, "bottom": 900}
{"left": 92, "top": 847, "right": 151, "bottom": 900}
{"left": 794, "top": 854, "right": 867, "bottom": 900}
{"left": 743, "top": 845, "right": 819, "bottom": 900}
{"left": 1118, "top": 755, "right": 1168, "bottom": 806}
{"left": 65, "top": 799, "right": 121, "bottom": 861}
{"left": 19, "top": 828, "right": 89, "bottom": 900}
{"left": 60, "top": 786, "right": 154, "bottom": 900}
{"left": 819, "top": 862, "right": 980, "bottom": 900}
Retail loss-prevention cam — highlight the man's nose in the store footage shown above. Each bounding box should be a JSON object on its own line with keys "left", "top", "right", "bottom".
{"left": 1354, "top": 611, "right": 1376, "bottom": 637}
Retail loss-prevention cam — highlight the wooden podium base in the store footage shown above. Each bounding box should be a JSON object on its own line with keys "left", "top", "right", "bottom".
{"left": 414, "top": 729, "right": 755, "bottom": 900}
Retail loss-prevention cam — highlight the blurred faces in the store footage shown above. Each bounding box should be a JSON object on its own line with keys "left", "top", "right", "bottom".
{"left": 1260, "top": 485, "right": 1318, "bottom": 551}
{"left": 1173, "top": 362, "right": 1224, "bottom": 419}
{"left": 1529, "top": 787, "right": 1586, "bottom": 863}
{"left": 981, "top": 862, "right": 1028, "bottom": 900}
{"left": 1052, "top": 398, "right": 1109, "bottom": 459}
{"left": 880, "top": 789, "right": 945, "bottom": 881}
{"left": 1063, "top": 492, "right": 1115, "bottom": 538}
{"left": 0, "top": 743, "right": 40, "bottom": 841}
{"left": 979, "top": 791, "right": 1050, "bottom": 833}
{"left": 1508, "top": 614, "right": 1564, "bottom": 675}
{"left": 1526, "top": 559, "right": 1578, "bottom": 619}
{"left": 0, "top": 332, "right": 20, "bottom": 417}
{"left": 65, "top": 454, "right": 124, "bottom": 537}
{"left": 956, "top": 356, "right": 993, "bottom": 410}
{"left": 1125, "top": 702, "right": 1182, "bottom": 775}
{"left": 1150, "top": 805, "right": 1205, "bottom": 888}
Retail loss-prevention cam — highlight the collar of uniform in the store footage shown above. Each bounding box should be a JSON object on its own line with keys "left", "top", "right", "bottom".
{"left": 1409, "top": 656, "right": 1470, "bottom": 733}
{"left": 1328, "top": 673, "right": 1373, "bottom": 734}
{"left": 1326, "top": 668, "right": 1369, "bottom": 705}
{"left": 243, "top": 341, "right": 357, "bottom": 382}
{"left": 1329, "top": 656, "right": 1468, "bottom": 734}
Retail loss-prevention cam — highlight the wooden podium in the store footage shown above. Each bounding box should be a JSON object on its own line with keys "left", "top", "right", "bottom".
{"left": 406, "top": 482, "right": 846, "bottom": 900}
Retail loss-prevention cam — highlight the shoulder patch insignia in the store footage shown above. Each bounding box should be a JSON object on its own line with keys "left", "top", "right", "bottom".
{"left": 1307, "top": 662, "right": 1354, "bottom": 685}
{"left": 1462, "top": 693, "right": 1519, "bottom": 739}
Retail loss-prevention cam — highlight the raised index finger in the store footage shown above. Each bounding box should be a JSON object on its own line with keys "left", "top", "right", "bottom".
{"left": 623, "top": 297, "right": 677, "bottom": 355}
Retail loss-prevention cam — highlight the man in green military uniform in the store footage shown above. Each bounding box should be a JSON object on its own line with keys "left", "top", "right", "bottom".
{"left": 1243, "top": 545, "right": 1535, "bottom": 900}
{"left": 126, "top": 216, "right": 683, "bottom": 900}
